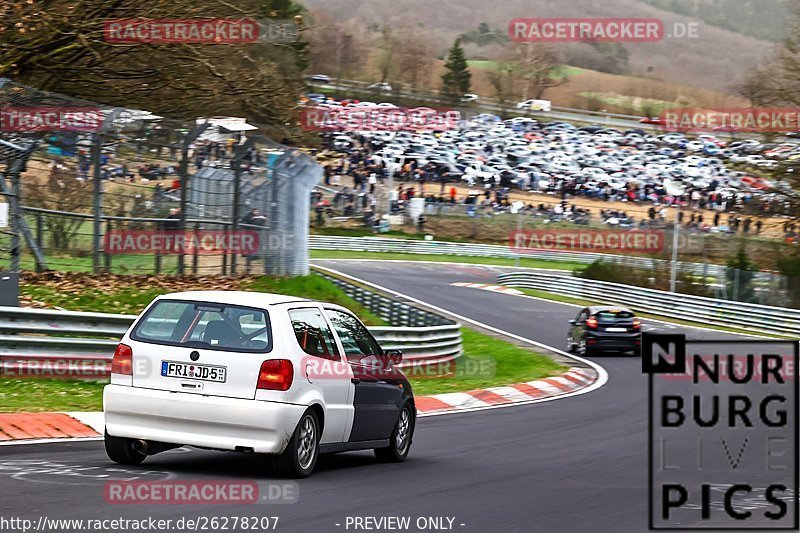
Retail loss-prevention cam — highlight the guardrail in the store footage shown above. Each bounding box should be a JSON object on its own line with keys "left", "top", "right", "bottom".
{"left": 309, "top": 234, "right": 726, "bottom": 277}
{"left": 0, "top": 287, "right": 462, "bottom": 377}
{"left": 310, "top": 78, "right": 646, "bottom": 123}
{"left": 314, "top": 269, "right": 462, "bottom": 367}
{"left": 496, "top": 271, "right": 800, "bottom": 337}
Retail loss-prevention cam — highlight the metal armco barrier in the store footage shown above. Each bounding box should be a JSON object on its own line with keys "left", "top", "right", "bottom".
{"left": 314, "top": 270, "right": 462, "bottom": 367}
{"left": 0, "top": 288, "right": 462, "bottom": 377}
{"left": 496, "top": 272, "right": 800, "bottom": 337}
{"left": 309, "top": 235, "right": 727, "bottom": 277}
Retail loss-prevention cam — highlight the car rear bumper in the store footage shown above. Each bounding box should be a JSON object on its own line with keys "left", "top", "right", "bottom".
{"left": 586, "top": 333, "right": 641, "bottom": 352}
{"left": 103, "top": 385, "right": 306, "bottom": 454}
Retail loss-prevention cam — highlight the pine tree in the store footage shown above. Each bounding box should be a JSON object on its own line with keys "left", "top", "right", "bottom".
{"left": 725, "top": 245, "right": 758, "bottom": 303}
{"left": 441, "top": 39, "right": 471, "bottom": 97}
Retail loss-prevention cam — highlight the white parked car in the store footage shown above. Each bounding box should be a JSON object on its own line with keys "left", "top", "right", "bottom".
{"left": 460, "top": 93, "right": 479, "bottom": 103}
{"left": 516, "top": 99, "right": 552, "bottom": 112}
{"left": 104, "top": 291, "right": 416, "bottom": 478}
{"left": 368, "top": 82, "right": 393, "bottom": 93}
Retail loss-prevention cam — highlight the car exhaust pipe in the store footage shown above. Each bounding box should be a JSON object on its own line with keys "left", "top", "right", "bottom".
{"left": 132, "top": 439, "right": 182, "bottom": 456}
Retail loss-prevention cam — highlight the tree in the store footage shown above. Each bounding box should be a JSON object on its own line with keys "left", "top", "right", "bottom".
{"left": 725, "top": 245, "right": 758, "bottom": 303}
{"left": 306, "top": 9, "right": 362, "bottom": 80}
{"left": 441, "top": 39, "right": 471, "bottom": 97}
{"left": 485, "top": 62, "right": 515, "bottom": 104}
{"left": 737, "top": 3, "right": 800, "bottom": 219}
{"left": 377, "top": 25, "right": 395, "bottom": 84}
{"left": 0, "top": 0, "right": 308, "bottom": 136}
{"left": 777, "top": 253, "right": 800, "bottom": 308}
{"left": 394, "top": 25, "right": 434, "bottom": 90}
{"left": 25, "top": 163, "right": 94, "bottom": 253}
{"left": 739, "top": 2, "right": 800, "bottom": 108}
{"left": 508, "top": 43, "right": 565, "bottom": 100}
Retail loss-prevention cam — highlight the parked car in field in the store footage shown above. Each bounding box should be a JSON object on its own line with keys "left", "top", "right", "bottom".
{"left": 639, "top": 116, "right": 663, "bottom": 126}
{"left": 460, "top": 93, "right": 479, "bottom": 103}
{"left": 567, "top": 306, "right": 641, "bottom": 356}
{"left": 516, "top": 99, "right": 552, "bottom": 112}
{"left": 368, "top": 82, "right": 393, "bottom": 93}
{"left": 104, "top": 291, "right": 416, "bottom": 478}
{"left": 309, "top": 74, "right": 332, "bottom": 84}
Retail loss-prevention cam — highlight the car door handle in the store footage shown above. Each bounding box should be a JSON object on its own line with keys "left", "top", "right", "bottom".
{"left": 351, "top": 378, "right": 361, "bottom": 384}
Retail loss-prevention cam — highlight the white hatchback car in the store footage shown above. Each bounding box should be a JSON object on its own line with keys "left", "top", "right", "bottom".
{"left": 104, "top": 291, "right": 416, "bottom": 478}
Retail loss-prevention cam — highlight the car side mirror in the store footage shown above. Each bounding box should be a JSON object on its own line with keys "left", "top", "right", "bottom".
{"left": 568, "top": 319, "right": 576, "bottom": 325}
{"left": 384, "top": 349, "right": 403, "bottom": 365}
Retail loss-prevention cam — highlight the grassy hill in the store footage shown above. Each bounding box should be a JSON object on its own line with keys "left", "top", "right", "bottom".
{"left": 304, "top": 0, "right": 777, "bottom": 95}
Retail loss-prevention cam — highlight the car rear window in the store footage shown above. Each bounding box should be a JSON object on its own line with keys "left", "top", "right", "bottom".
{"left": 595, "top": 310, "right": 635, "bottom": 322}
{"left": 131, "top": 300, "right": 272, "bottom": 353}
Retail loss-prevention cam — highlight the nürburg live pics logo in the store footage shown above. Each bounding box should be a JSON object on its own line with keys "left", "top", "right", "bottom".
{"left": 644, "top": 334, "right": 799, "bottom": 529}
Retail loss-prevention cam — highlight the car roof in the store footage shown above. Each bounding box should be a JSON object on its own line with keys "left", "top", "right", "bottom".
{"left": 156, "top": 291, "right": 311, "bottom": 307}
{"left": 588, "top": 305, "right": 635, "bottom": 314}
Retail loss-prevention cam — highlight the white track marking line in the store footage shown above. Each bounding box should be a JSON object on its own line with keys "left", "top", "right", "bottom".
{"left": 444, "top": 274, "right": 766, "bottom": 338}
{"left": 65, "top": 412, "right": 105, "bottom": 434}
{"left": 317, "top": 259, "right": 763, "bottom": 337}
{"left": 313, "top": 264, "right": 609, "bottom": 417}
{"left": 0, "top": 437, "right": 103, "bottom": 446}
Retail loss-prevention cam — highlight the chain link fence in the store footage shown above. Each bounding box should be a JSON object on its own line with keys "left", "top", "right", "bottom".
{"left": 0, "top": 79, "right": 321, "bottom": 276}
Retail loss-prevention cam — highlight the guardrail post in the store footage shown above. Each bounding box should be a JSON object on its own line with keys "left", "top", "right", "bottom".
{"left": 35, "top": 213, "right": 43, "bottom": 251}
{"left": 154, "top": 229, "right": 162, "bottom": 275}
{"left": 104, "top": 219, "right": 112, "bottom": 273}
{"left": 192, "top": 220, "right": 199, "bottom": 275}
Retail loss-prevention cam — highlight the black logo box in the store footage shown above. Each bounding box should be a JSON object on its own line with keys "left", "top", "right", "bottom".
{"left": 644, "top": 334, "right": 799, "bottom": 530}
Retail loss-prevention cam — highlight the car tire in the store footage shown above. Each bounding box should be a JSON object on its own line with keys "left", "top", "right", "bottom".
{"left": 272, "top": 410, "right": 320, "bottom": 479}
{"left": 578, "top": 339, "right": 592, "bottom": 357}
{"left": 104, "top": 430, "right": 146, "bottom": 465}
{"left": 375, "top": 403, "right": 414, "bottom": 463}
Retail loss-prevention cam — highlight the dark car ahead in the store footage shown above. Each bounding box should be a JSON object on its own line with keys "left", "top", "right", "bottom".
{"left": 567, "top": 306, "right": 641, "bottom": 356}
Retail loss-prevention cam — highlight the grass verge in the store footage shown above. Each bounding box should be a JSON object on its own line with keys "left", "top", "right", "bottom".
{"left": 0, "top": 378, "right": 106, "bottom": 413}
{"left": 407, "top": 328, "right": 565, "bottom": 396}
{"left": 311, "top": 249, "right": 586, "bottom": 271}
{"left": 20, "top": 273, "right": 384, "bottom": 326}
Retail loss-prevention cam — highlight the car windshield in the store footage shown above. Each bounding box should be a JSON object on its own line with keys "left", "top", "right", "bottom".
{"left": 595, "top": 310, "right": 635, "bottom": 322}
{"left": 131, "top": 300, "right": 272, "bottom": 353}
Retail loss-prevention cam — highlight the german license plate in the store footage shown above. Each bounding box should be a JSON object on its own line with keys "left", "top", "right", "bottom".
{"left": 606, "top": 327, "right": 627, "bottom": 332}
{"left": 161, "top": 361, "right": 227, "bottom": 382}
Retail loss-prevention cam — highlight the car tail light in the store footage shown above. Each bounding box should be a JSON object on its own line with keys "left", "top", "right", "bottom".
{"left": 632, "top": 319, "right": 641, "bottom": 330}
{"left": 257, "top": 359, "right": 294, "bottom": 391}
{"left": 586, "top": 317, "right": 599, "bottom": 329}
{"left": 111, "top": 343, "right": 133, "bottom": 375}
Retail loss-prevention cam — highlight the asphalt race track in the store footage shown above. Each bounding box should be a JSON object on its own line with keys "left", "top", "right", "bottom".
{"left": 0, "top": 260, "right": 783, "bottom": 533}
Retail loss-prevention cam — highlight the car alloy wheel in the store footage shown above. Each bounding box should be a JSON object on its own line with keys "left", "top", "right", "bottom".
{"left": 297, "top": 415, "right": 316, "bottom": 470}
{"left": 395, "top": 408, "right": 410, "bottom": 455}
{"left": 375, "top": 404, "right": 414, "bottom": 462}
{"left": 273, "top": 410, "right": 320, "bottom": 478}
